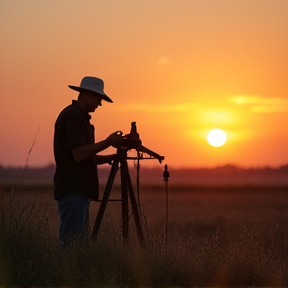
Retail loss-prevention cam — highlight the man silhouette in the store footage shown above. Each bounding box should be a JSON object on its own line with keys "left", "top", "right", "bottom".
{"left": 53, "top": 76, "right": 123, "bottom": 248}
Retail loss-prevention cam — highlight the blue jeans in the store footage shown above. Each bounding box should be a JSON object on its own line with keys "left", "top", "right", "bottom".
{"left": 57, "top": 192, "right": 90, "bottom": 248}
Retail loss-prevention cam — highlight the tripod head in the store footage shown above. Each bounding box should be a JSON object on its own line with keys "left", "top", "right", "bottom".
{"left": 119, "top": 122, "right": 164, "bottom": 163}
{"left": 120, "top": 122, "right": 142, "bottom": 150}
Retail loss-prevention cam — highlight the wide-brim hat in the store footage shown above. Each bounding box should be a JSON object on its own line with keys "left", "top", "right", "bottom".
{"left": 68, "top": 76, "right": 113, "bottom": 103}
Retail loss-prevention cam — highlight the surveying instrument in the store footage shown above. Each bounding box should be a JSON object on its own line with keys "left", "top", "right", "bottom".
{"left": 90, "top": 122, "right": 164, "bottom": 248}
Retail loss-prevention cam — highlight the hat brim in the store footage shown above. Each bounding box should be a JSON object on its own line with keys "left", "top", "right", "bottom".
{"left": 68, "top": 85, "right": 113, "bottom": 103}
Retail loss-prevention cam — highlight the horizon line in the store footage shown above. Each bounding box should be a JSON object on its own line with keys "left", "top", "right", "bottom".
{"left": 1, "top": 163, "right": 288, "bottom": 170}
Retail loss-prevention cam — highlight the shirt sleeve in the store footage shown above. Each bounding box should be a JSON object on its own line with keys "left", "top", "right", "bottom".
{"left": 65, "top": 111, "right": 87, "bottom": 149}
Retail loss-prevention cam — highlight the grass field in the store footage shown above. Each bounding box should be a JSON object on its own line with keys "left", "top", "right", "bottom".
{"left": 1, "top": 182, "right": 288, "bottom": 286}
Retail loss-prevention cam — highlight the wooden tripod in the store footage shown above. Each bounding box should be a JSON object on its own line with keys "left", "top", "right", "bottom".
{"left": 90, "top": 149, "right": 146, "bottom": 248}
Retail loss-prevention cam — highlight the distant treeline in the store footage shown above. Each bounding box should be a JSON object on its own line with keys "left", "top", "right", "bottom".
{"left": 1, "top": 163, "right": 288, "bottom": 185}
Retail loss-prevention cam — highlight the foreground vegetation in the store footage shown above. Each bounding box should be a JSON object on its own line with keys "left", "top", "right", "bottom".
{"left": 1, "top": 184, "right": 288, "bottom": 286}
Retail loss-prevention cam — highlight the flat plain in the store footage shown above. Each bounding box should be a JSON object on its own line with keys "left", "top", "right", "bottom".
{"left": 1, "top": 181, "right": 288, "bottom": 286}
{"left": 1, "top": 182, "right": 288, "bottom": 244}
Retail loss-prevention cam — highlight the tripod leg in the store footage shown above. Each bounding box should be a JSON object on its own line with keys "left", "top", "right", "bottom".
{"left": 90, "top": 160, "right": 119, "bottom": 241}
{"left": 120, "top": 160, "right": 129, "bottom": 243}
{"left": 121, "top": 159, "right": 146, "bottom": 248}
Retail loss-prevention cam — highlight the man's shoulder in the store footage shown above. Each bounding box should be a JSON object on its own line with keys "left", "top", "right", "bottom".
{"left": 55, "top": 104, "right": 83, "bottom": 128}
{"left": 58, "top": 103, "right": 82, "bottom": 119}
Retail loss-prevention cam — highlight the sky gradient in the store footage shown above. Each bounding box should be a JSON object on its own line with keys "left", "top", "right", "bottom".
{"left": 1, "top": 0, "right": 287, "bottom": 168}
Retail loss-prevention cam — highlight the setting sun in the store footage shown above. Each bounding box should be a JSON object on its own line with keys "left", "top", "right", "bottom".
{"left": 207, "top": 129, "right": 227, "bottom": 147}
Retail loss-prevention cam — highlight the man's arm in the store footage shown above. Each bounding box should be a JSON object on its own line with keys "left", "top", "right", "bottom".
{"left": 96, "top": 154, "right": 117, "bottom": 165}
{"left": 72, "top": 131, "right": 122, "bottom": 162}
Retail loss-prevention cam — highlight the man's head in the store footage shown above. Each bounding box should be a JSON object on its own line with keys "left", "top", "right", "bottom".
{"left": 69, "top": 76, "right": 113, "bottom": 113}
{"left": 69, "top": 76, "right": 113, "bottom": 103}
{"left": 77, "top": 90, "right": 103, "bottom": 113}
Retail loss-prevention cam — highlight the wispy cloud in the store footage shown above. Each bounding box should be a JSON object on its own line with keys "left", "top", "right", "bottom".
{"left": 228, "top": 95, "right": 288, "bottom": 113}
{"left": 116, "top": 103, "right": 200, "bottom": 112}
{"left": 115, "top": 96, "right": 288, "bottom": 114}
{"left": 157, "top": 56, "right": 171, "bottom": 65}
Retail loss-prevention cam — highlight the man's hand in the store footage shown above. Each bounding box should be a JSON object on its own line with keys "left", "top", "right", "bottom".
{"left": 72, "top": 131, "right": 123, "bottom": 162}
{"left": 106, "top": 131, "right": 123, "bottom": 148}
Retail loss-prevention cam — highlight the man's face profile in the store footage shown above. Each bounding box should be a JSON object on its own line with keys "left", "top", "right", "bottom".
{"left": 86, "top": 92, "right": 102, "bottom": 112}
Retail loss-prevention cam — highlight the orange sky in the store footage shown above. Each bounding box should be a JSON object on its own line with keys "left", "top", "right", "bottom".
{"left": 0, "top": 0, "right": 287, "bottom": 168}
